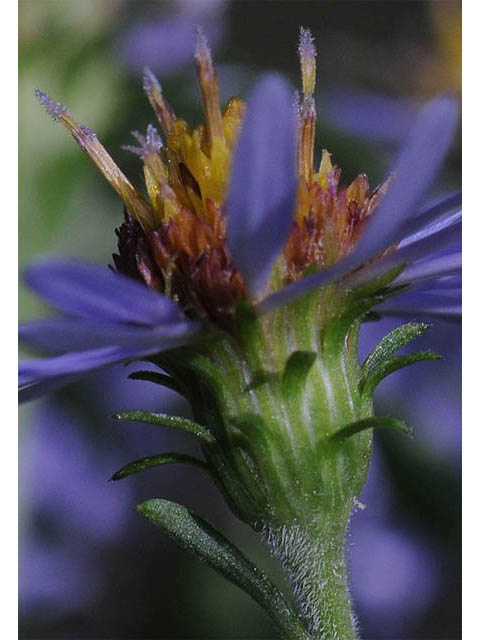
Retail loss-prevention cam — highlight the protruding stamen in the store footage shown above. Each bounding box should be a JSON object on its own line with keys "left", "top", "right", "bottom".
{"left": 194, "top": 27, "right": 225, "bottom": 152}
{"left": 299, "top": 27, "right": 316, "bottom": 96}
{"left": 143, "top": 67, "right": 176, "bottom": 136}
{"left": 35, "top": 89, "right": 155, "bottom": 229}
{"left": 297, "top": 28, "right": 318, "bottom": 183}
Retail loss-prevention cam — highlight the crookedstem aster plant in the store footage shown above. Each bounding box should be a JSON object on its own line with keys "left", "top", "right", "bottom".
{"left": 20, "top": 28, "right": 460, "bottom": 640}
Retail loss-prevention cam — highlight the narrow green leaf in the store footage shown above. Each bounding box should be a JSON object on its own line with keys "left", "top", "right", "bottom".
{"left": 138, "top": 499, "right": 311, "bottom": 640}
{"left": 112, "top": 411, "right": 215, "bottom": 444}
{"left": 362, "top": 322, "right": 430, "bottom": 376}
{"left": 129, "top": 370, "right": 185, "bottom": 395}
{"left": 330, "top": 416, "right": 412, "bottom": 443}
{"left": 110, "top": 452, "right": 209, "bottom": 481}
{"left": 281, "top": 351, "right": 317, "bottom": 398}
{"left": 360, "top": 351, "right": 441, "bottom": 398}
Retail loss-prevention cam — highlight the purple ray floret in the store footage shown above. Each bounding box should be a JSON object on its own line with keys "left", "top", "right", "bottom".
{"left": 23, "top": 259, "right": 186, "bottom": 325}
{"left": 19, "top": 261, "right": 199, "bottom": 402}
{"left": 227, "top": 74, "right": 296, "bottom": 296}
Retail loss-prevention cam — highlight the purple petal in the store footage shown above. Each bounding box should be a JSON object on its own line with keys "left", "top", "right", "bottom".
{"left": 399, "top": 191, "right": 461, "bottom": 240}
{"left": 227, "top": 74, "right": 296, "bottom": 296}
{"left": 23, "top": 259, "right": 186, "bottom": 325}
{"left": 19, "top": 342, "right": 164, "bottom": 404}
{"left": 19, "top": 317, "right": 198, "bottom": 354}
{"left": 385, "top": 217, "right": 461, "bottom": 266}
{"left": 412, "top": 275, "right": 461, "bottom": 291}
{"left": 398, "top": 208, "right": 461, "bottom": 250}
{"left": 346, "top": 242, "right": 462, "bottom": 291}
{"left": 19, "top": 317, "right": 198, "bottom": 403}
{"left": 20, "top": 347, "right": 136, "bottom": 387}
{"left": 352, "top": 96, "right": 459, "bottom": 257}
{"left": 258, "top": 257, "right": 353, "bottom": 314}
{"left": 20, "top": 345, "right": 159, "bottom": 386}
{"left": 378, "top": 301, "right": 461, "bottom": 321}
{"left": 396, "top": 290, "right": 461, "bottom": 306}
{"left": 395, "top": 252, "right": 461, "bottom": 285}
{"left": 259, "top": 95, "right": 459, "bottom": 314}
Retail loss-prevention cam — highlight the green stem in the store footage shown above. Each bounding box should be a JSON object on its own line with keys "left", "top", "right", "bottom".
{"left": 264, "top": 514, "right": 357, "bottom": 640}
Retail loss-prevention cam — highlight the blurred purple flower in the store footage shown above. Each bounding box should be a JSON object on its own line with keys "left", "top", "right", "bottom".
{"left": 19, "top": 399, "right": 135, "bottom": 613}
{"left": 120, "top": 0, "right": 226, "bottom": 75}
{"left": 321, "top": 87, "right": 420, "bottom": 144}
{"left": 349, "top": 452, "right": 440, "bottom": 638}
{"left": 351, "top": 523, "right": 439, "bottom": 636}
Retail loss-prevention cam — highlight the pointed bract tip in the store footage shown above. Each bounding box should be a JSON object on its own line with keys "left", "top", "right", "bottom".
{"left": 142, "top": 67, "right": 161, "bottom": 94}
{"left": 34, "top": 88, "right": 69, "bottom": 122}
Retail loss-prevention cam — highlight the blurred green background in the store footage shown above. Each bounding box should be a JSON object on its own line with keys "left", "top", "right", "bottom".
{"left": 19, "top": 2, "right": 461, "bottom": 639}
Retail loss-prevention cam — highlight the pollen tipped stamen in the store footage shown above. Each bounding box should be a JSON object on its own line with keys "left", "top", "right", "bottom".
{"left": 143, "top": 67, "right": 176, "bottom": 136}
{"left": 194, "top": 27, "right": 225, "bottom": 152}
{"left": 299, "top": 27, "right": 317, "bottom": 97}
{"left": 297, "top": 28, "right": 318, "bottom": 184}
{"left": 35, "top": 88, "right": 155, "bottom": 230}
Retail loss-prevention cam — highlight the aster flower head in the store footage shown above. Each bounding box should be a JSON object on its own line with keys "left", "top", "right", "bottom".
{"left": 24, "top": 27, "right": 459, "bottom": 394}
{"left": 21, "top": 27, "right": 460, "bottom": 640}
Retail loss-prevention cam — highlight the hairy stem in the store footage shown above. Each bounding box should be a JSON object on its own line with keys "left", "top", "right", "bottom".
{"left": 263, "top": 513, "right": 357, "bottom": 640}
